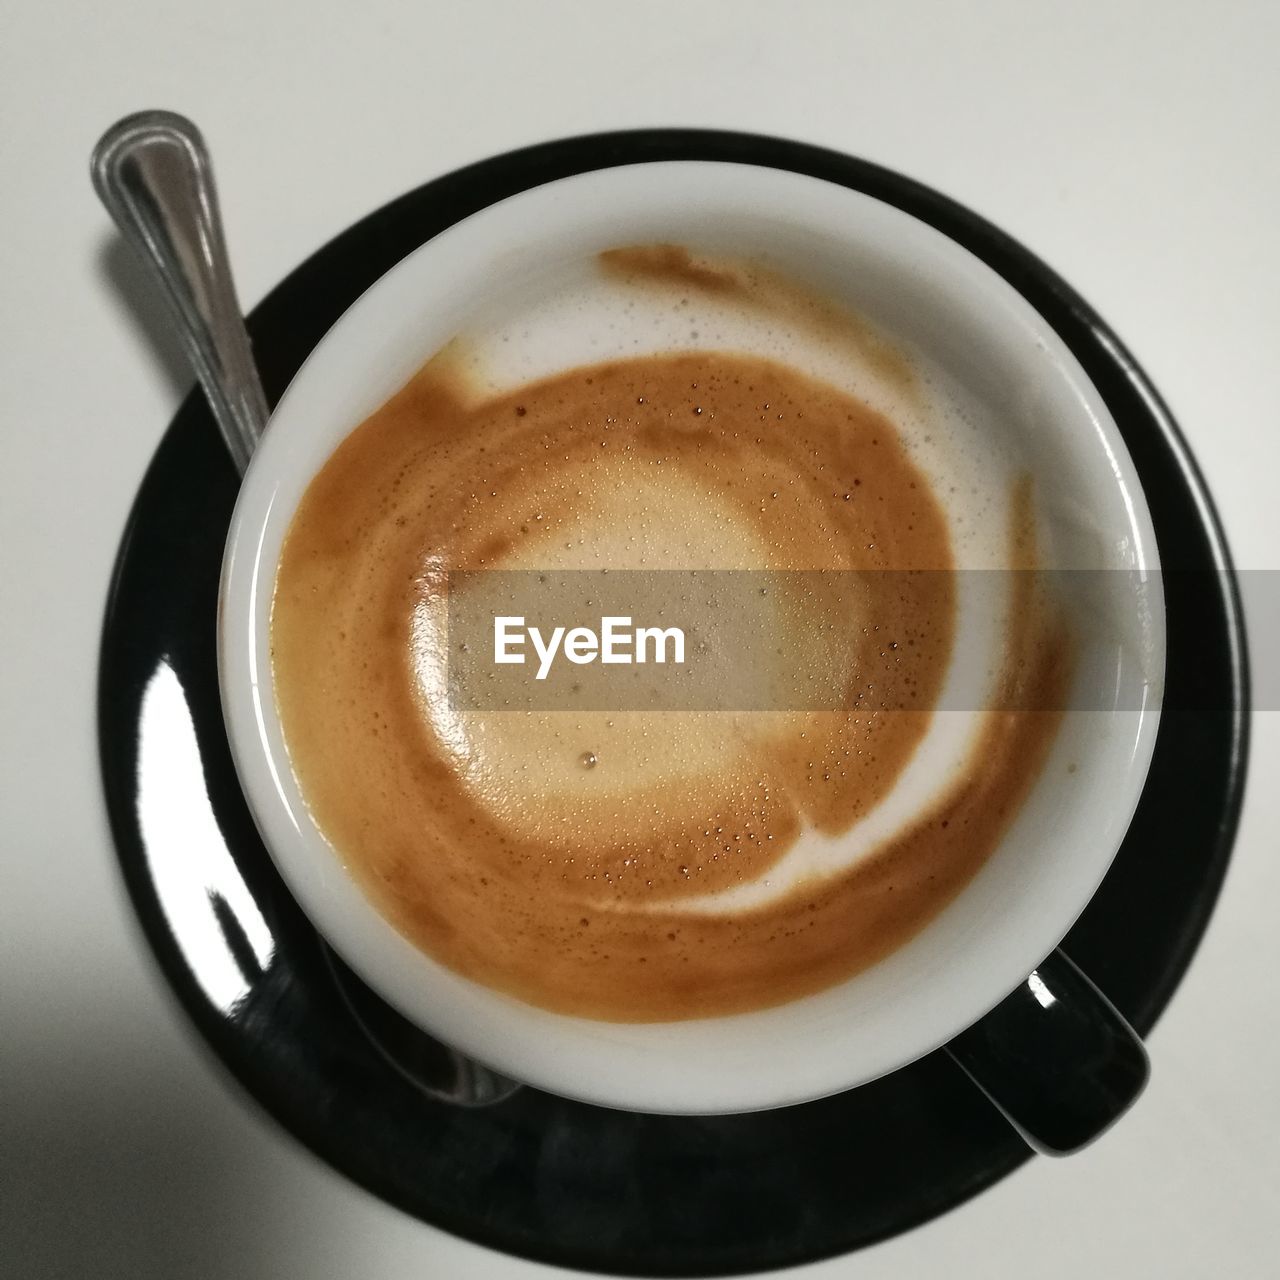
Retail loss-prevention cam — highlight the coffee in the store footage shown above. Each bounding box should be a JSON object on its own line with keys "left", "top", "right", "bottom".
{"left": 271, "top": 246, "right": 1070, "bottom": 1021}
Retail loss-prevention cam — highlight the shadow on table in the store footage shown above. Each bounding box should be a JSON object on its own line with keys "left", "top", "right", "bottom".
{"left": 94, "top": 232, "right": 193, "bottom": 402}
{"left": 1, "top": 1001, "right": 289, "bottom": 1280}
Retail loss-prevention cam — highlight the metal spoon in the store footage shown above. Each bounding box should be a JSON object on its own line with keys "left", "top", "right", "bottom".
{"left": 91, "top": 110, "right": 266, "bottom": 475}
{"left": 91, "top": 110, "right": 518, "bottom": 1108}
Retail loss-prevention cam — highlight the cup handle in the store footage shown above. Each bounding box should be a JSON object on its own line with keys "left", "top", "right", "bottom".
{"left": 943, "top": 949, "right": 1149, "bottom": 1155}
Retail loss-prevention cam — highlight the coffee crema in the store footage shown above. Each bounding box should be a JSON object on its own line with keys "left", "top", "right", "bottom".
{"left": 271, "top": 251, "right": 1071, "bottom": 1022}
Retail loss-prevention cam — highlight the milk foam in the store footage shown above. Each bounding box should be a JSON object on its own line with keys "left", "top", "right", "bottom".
{"left": 442, "top": 249, "right": 1021, "bottom": 915}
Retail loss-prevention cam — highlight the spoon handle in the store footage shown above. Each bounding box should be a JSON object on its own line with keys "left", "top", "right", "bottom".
{"left": 91, "top": 110, "right": 268, "bottom": 475}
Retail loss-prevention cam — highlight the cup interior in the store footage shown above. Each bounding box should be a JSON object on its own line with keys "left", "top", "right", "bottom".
{"left": 219, "top": 161, "right": 1163, "bottom": 1113}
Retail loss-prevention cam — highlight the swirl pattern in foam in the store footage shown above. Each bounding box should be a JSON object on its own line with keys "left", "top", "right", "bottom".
{"left": 269, "top": 247, "right": 1070, "bottom": 1021}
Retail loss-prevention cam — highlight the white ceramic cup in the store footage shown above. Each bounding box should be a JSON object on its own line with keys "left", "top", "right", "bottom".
{"left": 219, "top": 162, "right": 1164, "bottom": 1115}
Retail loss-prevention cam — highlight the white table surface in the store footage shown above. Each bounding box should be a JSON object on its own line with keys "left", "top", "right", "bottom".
{"left": 3, "top": 2, "right": 1278, "bottom": 1276}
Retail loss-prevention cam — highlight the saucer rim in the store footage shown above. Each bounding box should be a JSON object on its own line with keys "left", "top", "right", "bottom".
{"left": 98, "top": 127, "right": 1250, "bottom": 1278}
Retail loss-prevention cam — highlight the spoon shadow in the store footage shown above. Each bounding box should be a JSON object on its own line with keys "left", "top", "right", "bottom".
{"left": 94, "top": 232, "right": 192, "bottom": 403}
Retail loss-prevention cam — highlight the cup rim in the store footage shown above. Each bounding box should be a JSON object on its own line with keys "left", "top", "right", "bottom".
{"left": 219, "top": 158, "right": 1164, "bottom": 1114}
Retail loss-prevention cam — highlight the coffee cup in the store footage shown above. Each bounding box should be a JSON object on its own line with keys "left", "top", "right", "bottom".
{"left": 219, "top": 161, "right": 1163, "bottom": 1143}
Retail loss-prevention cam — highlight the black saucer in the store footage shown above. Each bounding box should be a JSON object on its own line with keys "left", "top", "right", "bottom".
{"left": 99, "top": 131, "right": 1248, "bottom": 1277}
